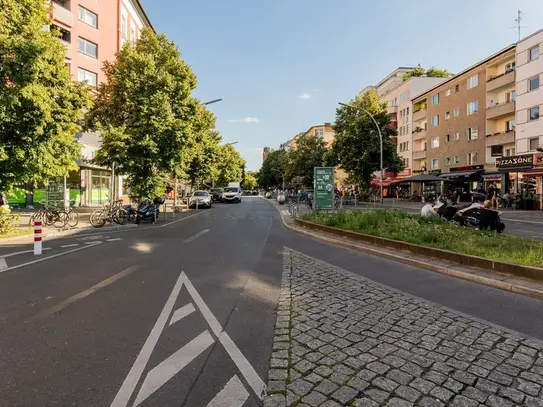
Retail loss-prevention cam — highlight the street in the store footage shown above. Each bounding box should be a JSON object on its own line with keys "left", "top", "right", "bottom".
{"left": 1, "top": 197, "right": 542, "bottom": 407}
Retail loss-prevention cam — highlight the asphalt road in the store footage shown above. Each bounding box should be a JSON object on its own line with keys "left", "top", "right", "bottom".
{"left": 1, "top": 197, "right": 542, "bottom": 406}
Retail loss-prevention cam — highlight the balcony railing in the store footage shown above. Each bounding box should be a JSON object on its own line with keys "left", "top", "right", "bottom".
{"left": 59, "top": 39, "right": 72, "bottom": 58}
{"left": 412, "top": 128, "right": 427, "bottom": 141}
{"left": 412, "top": 108, "right": 427, "bottom": 122}
{"left": 485, "top": 130, "right": 515, "bottom": 147}
{"left": 413, "top": 149, "right": 427, "bottom": 160}
{"left": 52, "top": 1, "right": 73, "bottom": 27}
{"left": 486, "top": 70, "right": 515, "bottom": 92}
{"left": 486, "top": 100, "right": 515, "bottom": 120}
{"left": 387, "top": 105, "right": 398, "bottom": 115}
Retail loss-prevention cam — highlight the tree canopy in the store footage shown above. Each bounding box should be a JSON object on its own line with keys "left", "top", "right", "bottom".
{"left": 402, "top": 65, "right": 451, "bottom": 81}
{"left": 258, "top": 149, "right": 288, "bottom": 189}
{"left": 85, "top": 28, "right": 209, "bottom": 198}
{"left": 215, "top": 144, "right": 245, "bottom": 187}
{"left": 0, "top": 0, "right": 92, "bottom": 192}
{"left": 241, "top": 171, "right": 258, "bottom": 190}
{"left": 329, "top": 90, "right": 404, "bottom": 185}
{"left": 287, "top": 134, "right": 326, "bottom": 186}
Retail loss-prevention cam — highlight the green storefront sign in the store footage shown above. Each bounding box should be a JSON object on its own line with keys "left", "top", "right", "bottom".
{"left": 313, "top": 167, "right": 335, "bottom": 210}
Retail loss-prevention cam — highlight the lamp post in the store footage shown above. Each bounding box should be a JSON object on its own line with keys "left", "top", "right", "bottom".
{"left": 272, "top": 169, "right": 285, "bottom": 190}
{"left": 338, "top": 102, "right": 384, "bottom": 203}
{"left": 202, "top": 98, "right": 223, "bottom": 106}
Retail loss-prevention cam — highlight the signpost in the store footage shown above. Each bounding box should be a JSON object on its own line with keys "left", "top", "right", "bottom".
{"left": 46, "top": 179, "right": 64, "bottom": 208}
{"left": 313, "top": 167, "right": 335, "bottom": 210}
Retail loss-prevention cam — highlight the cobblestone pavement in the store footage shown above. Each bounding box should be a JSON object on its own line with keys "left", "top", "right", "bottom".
{"left": 264, "top": 248, "right": 543, "bottom": 407}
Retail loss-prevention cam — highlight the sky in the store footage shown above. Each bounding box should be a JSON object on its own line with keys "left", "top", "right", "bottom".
{"left": 140, "top": 0, "right": 541, "bottom": 171}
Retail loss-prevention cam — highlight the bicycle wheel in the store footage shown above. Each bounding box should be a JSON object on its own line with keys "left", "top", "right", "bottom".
{"left": 67, "top": 210, "right": 79, "bottom": 228}
{"left": 53, "top": 211, "right": 69, "bottom": 229}
{"left": 113, "top": 208, "right": 129, "bottom": 225}
{"left": 90, "top": 210, "right": 107, "bottom": 228}
{"left": 28, "top": 212, "right": 41, "bottom": 227}
{"left": 44, "top": 212, "right": 55, "bottom": 226}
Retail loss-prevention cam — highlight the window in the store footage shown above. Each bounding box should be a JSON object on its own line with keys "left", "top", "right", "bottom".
{"left": 406, "top": 107, "right": 410, "bottom": 116}
{"left": 431, "top": 159, "right": 439, "bottom": 170}
{"left": 454, "top": 107, "right": 460, "bottom": 117}
{"left": 431, "top": 115, "right": 439, "bottom": 127}
{"left": 445, "top": 89, "right": 451, "bottom": 97}
{"left": 529, "top": 107, "right": 540, "bottom": 121}
{"left": 455, "top": 84, "right": 460, "bottom": 92}
{"left": 130, "top": 28, "right": 136, "bottom": 45}
{"left": 467, "top": 101, "right": 478, "bottom": 115}
{"left": 78, "top": 37, "right": 97, "bottom": 58}
{"left": 454, "top": 155, "right": 460, "bottom": 164}
{"left": 529, "top": 46, "right": 540, "bottom": 62}
{"left": 530, "top": 138, "right": 539, "bottom": 151}
{"left": 445, "top": 134, "right": 450, "bottom": 143}
{"left": 391, "top": 98, "right": 397, "bottom": 106}
{"left": 78, "top": 6, "right": 97, "bottom": 28}
{"left": 406, "top": 124, "right": 409, "bottom": 134}
{"left": 446, "top": 157, "right": 451, "bottom": 166}
{"left": 453, "top": 132, "right": 460, "bottom": 141}
{"left": 399, "top": 143, "right": 403, "bottom": 152}
{"left": 529, "top": 76, "right": 540, "bottom": 92}
{"left": 468, "top": 127, "right": 478, "bottom": 141}
{"left": 77, "top": 68, "right": 97, "bottom": 86}
{"left": 405, "top": 158, "right": 409, "bottom": 168}
{"left": 467, "top": 74, "right": 478, "bottom": 89}
{"left": 121, "top": 15, "right": 127, "bottom": 35}
{"left": 467, "top": 152, "right": 478, "bottom": 165}
{"left": 431, "top": 137, "right": 439, "bottom": 148}
{"left": 506, "top": 119, "right": 516, "bottom": 131}
{"left": 445, "top": 111, "right": 450, "bottom": 120}
{"left": 505, "top": 148, "right": 515, "bottom": 157}
{"left": 406, "top": 141, "right": 409, "bottom": 151}
{"left": 506, "top": 62, "right": 516, "bottom": 72}
{"left": 491, "top": 145, "right": 504, "bottom": 157}
{"left": 315, "top": 128, "right": 324, "bottom": 137}
{"left": 399, "top": 127, "right": 403, "bottom": 136}
{"left": 432, "top": 94, "right": 439, "bottom": 106}
{"left": 506, "top": 91, "right": 516, "bottom": 102}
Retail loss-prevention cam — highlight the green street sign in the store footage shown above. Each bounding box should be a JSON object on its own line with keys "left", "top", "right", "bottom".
{"left": 313, "top": 167, "right": 335, "bottom": 210}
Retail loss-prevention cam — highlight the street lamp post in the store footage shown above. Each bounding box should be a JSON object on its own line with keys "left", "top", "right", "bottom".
{"left": 338, "top": 102, "right": 384, "bottom": 203}
{"left": 272, "top": 169, "right": 285, "bottom": 190}
{"left": 202, "top": 98, "right": 223, "bottom": 106}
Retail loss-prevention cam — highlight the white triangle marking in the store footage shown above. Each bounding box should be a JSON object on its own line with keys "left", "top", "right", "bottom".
{"left": 206, "top": 375, "right": 249, "bottom": 407}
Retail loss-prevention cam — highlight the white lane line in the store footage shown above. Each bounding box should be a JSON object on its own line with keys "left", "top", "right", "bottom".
{"left": 182, "top": 229, "right": 209, "bottom": 244}
{"left": 0, "top": 258, "right": 7, "bottom": 271}
{"left": 159, "top": 210, "right": 207, "bottom": 228}
{"left": 106, "top": 238, "right": 122, "bottom": 242}
{"left": 0, "top": 242, "right": 101, "bottom": 274}
{"left": 206, "top": 375, "right": 249, "bottom": 407}
{"left": 84, "top": 241, "right": 102, "bottom": 245}
{"left": 133, "top": 330, "right": 215, "bottom": 407}
{"left": 60, "top": 244, "right": 79, "bottom": 248}
{"left": 169, "top": 303, "right": 196, "bottom": 326}
{"left": 0, "top": 248, "right": 52, "bottom": 258}
{"left": 182, "top": 272, "right": 266, "bottom": 399}
{"left": 110, "top": 272, "right": 185, "bottom": 407}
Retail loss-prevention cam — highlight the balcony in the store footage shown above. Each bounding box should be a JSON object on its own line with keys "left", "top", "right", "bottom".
{"left": 52, "top": 1, "right": 73, "bottom": 27}
{"left": 59, "top": 39, "right": 72, "bottom": 58}
{"left": 413, "top": 149, "right": 427, "bottom": 160}
{"left": 387, "top": 105, "right": 398, "bottom": 115}
{"left": 486, "top": 70, "right": 515, "bottom": 92}
{"left": 485, "top": 130, "right": 515, "bottom": 147}
{"left": 413, "top": 108, "right": 427, "bottom": 122}
{"left": 486, "top": 100, "right": 515, "bottom": 120}
{"left": 412, "top": 128, "right": 427, "bottom": 141}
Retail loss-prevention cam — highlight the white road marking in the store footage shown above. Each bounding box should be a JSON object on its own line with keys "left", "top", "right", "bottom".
{"left": 169, "top": 303, "right": 196, "bottom": 326}
{"left": 60, "top": 244, "right": 79, "bottom": 248}
{"left": 0, "top": 242, "right": 101, "bottom": 274}
{"left": 0, "top": 248, "right": 52, "bottom": 258}
{"left": 106, "top": 238, "right": 122, "bottom": 242}
{"left": 0, "top": 258, "right": 7, "bottom": 271}
{"left": 133, "top": 330, "right": 215, "bottom": 406}
{"left": 182, "top": 229, "right": 209, "bottom": 243}
{"left": 84, "top": 241, "right": 102, "bottom": 245}
{"left": 159, "top": 210, "right": 207, "bottom": 228}
{"left": 182, "top": 272, "right": 266, "bottom": 399}
{"left": 206, "top": 375, "right": 249, "bottom": 407}
{"left": 110, "top": 272, "right": 186, "bottom": 407}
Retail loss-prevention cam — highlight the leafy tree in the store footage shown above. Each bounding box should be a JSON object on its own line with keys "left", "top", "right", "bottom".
{"left": 402, "top": 64, "right": 451, "bottom": 81}
{"left": 0, "top": 0, "right": 92, "bottom": 192}
{"left": 216, "top": 144, "right": 245, "bottom": 186}
{"left": 185, "top": 129, "right": 221, "bottom": 188}
{"left": 241, "top": 171, "right": 258, "bottom": 190}
{"left": 331, "top": 90, "right": 403, "bottom": 185}
{"left": 258, "top": 149, "right": 288, "bottom": 189}
{"left": 85, "top": 28, "right": 204, "bottom": 199}
{"left": 287, "top": 134, "right": 326, "bottom": 186}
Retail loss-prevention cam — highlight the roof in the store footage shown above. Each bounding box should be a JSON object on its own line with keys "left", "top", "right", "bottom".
{"left": 133, "top": 0, "right": 155, "bottom": 32}
{"left": 376, "top": 67, "right": 417, "bottom": 88}
{"left": 412, "top": 44, "right": 516, "bottom": 102}
{"left": 518, "top": 27, "right": 543, "bottom": 44}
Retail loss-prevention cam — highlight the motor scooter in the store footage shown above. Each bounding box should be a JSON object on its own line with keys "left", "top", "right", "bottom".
{"left": 135, "top": 197, "right": 164, "bottom": 224}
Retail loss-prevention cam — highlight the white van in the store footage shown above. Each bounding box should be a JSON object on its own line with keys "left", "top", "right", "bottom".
{"left": 222, "top": 183, "right": 242, "bottom": 203}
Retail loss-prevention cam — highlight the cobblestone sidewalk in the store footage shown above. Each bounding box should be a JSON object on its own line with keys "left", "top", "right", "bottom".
{"left": 264, "top": 248, "right": 543, "bottom": 407}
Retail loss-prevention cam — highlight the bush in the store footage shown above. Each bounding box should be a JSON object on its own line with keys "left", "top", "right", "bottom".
{"left": 0, "top": 207, "right": 19, "bottom": 235}
{"left": 301, "top": 209, "right": 543, "bottom": 267}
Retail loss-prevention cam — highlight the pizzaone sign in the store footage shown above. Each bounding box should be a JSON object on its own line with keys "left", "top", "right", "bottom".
{"left": 496, "top": 154, "right": 533, "bottom": 169}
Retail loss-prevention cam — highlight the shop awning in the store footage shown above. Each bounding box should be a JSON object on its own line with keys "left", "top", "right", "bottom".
{"left": 440, "top": 169, "right": 483, "bottom": 179}
{"left": 370, "top": 179, "right": 391, "bottom": 187}
{"left": 523, "top": 168, "right": 543, "bottom": 176}
{"left": 482, "top": 172, "right": 502, "bottom": 181}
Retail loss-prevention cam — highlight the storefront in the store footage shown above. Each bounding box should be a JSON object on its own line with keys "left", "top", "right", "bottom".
{"left": 440, "top": 165, "right": 484, "bottom": 201}
{"left": 496, "top": 154, "right": 538, "bottom": 209}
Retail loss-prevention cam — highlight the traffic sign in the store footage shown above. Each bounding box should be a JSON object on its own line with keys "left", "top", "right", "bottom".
{"left": 313, "top": 167, "right": 335, "bottom": 210}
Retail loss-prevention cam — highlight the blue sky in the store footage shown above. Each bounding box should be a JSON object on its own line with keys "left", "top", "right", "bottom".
{"left": 141, "top": 0, "right": 541, "bottom": 171}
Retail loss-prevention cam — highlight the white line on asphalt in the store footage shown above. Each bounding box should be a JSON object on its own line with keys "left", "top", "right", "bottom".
{"left": 182, "top": 229, "right": 209, "bottom": 243}
{"left": 0, "top": 242, "right": 102, "bottom": 274}
{"left": 206, "top": 375, "right": 250, "bottom": 407}
{"left": 182, "top": 272, "right": 266, "bottom": 400}
{"left": 110, "top": 272, "right": 186, "bottom": 407}
{"left": 0, "top": 248, "right": 52, "bottom": 258}
{"left": 84, "top": 241, "right": 102, "bottom": 245}
{"left": 133, "top": 330, "right": 215, "bottom": 407}
{"left": 159, "top": 210, "right": 208, "bottom": 228}
{"left": 0, "top": 258, "right": 7, "bottom": 272}
{"left": 106, "top": 238, "right": 122, "bottom": 242}
{"left": 169, "top": 303, "right": 196, "bottom": 326}
{"left": 60, "top": 244, "right": 79, "bottom": 248}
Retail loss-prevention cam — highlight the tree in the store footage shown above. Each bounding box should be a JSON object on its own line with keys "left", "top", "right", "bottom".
{"left": 402, "top": 64, "right": 451, "bottom": 81}
{"left": 185, "top": 129, "right": 221, "bottom": 188}
{"left": 85, "top": 28, "right": 205, "bottom": 199}
{"left": 241, "top": 171, "right": 258, "bottom": 190}
{"left": 0, "top": 0, "right": 92, "bottom": 192}
{"left": 287, "top": 134, "right": 326, "bottom": 186}
{"left": 216, "top": 144, "right": 245, "bottom": 187}
{"left": 258, "top": 149, "right": 288, "bottom": 189}
{"left": 331, "top": 90, "right": 403, "bottom": 186}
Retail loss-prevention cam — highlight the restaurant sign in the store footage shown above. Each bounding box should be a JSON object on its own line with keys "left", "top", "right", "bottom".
{"left": 449, "top": 165, "right": 484, "bottom": 172}
{"left": 496, "top": 154, "right": 533, "bottom": 170}
{"left": 534, "top": 154, "right": 543, "bottom": 166}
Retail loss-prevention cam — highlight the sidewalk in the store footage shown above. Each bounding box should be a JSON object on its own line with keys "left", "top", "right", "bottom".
{"left": 264, "top": 249, "right": 543, "bottom": 407}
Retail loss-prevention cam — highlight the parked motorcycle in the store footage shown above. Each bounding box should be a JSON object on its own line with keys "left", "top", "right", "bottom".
{"left": 135, "top": 197, "right": 164, "bottom": 224}
{"left": 123, "top": 204, "right": 137, "bottom": 222}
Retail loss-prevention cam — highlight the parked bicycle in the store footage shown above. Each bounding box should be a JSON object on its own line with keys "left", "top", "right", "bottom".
{"left": 28, "top": 202, "right": 68, "bottom": 229}
{"left": 89, "top": 200, "right": 129, "bottom": 228}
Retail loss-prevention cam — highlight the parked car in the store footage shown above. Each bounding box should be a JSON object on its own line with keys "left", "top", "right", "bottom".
{"left": 210, "top": 188, "right": 223, "bottom": 202}
{"left": 189, "top": 191, "right": 212, "bottom": 208}
{"left": 222, "top": 186, "right": 242, "bottom": 203}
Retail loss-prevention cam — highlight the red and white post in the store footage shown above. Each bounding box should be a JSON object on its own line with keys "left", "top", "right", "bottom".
{"left": 34, "top": 220, "right": 42, "bottom": 255}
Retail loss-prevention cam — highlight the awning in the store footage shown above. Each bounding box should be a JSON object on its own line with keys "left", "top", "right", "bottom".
{"left": 524, "top": 169, "right": 543, "bottom": 176}
{"left": 482, "top": 172, "right": 502, "bottom": 181}
{"left": 440, "top": 169, "right": 483, "bottom": 179}
{"left": 370, "top": 179, "right": 391, "bottom": 187}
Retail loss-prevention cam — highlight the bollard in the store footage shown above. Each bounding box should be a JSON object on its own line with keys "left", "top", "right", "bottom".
{"left": 34, "top": 220, "right": 42, "bottom": 255}
{"left": 164, "top": 203, "right": 167, "bottom": 221}
{"left": 153, "top": 209, "right": 156, "bottom": 224}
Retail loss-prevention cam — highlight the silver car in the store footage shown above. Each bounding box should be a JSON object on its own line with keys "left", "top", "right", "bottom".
{"left": 189, "top": 191, "right": 212, "bottom": 208}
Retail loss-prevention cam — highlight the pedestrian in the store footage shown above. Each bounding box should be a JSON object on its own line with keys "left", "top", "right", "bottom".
{"left": 421, "top": 199, "right": 437, "bottom": 217}
{"left": 0, "top": 192, "right": 8, "bottom": 210}
{"left": 479, "top": 200, "right": 505, "bottom": 233}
